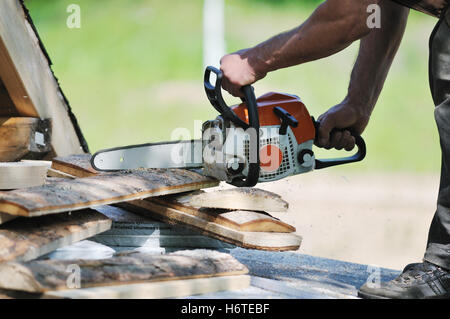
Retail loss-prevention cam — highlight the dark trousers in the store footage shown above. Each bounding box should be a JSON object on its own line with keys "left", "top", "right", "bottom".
{"left": 424, "top": 14, "right": 450, "bottom": 270}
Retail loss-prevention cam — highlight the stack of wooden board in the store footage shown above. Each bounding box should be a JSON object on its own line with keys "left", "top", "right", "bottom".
{"left": 48, "top": 154, "right": 302, "bottom": 251}
{"left": 0, "top": 209, "right": 112, "bottom": 263}
{"left": 0, "top": 1, "right": 255, "bottom": 300}
{"left": 90, "top": 205, "right": 234, "bottom": 253}
{"left": 0, "top": 250, "right": 250, "bottom": 299}
{"left": 0, "top": 1, "right": 301, "bottom": 299}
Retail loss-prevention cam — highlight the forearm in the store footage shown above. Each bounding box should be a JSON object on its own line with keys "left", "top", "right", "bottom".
{"left": 344, "top": 1, "right": 410, "bottom": 116}
{"left": 246, "top": 0, "right": 378, "bottom": 74}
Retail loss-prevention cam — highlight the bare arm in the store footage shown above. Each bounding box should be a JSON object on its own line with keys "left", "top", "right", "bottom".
{"left": 220, "top": 0, "right": 380, "bottom": 97}
{"left": 316, "top": 0, "right": 409, "bottom": 150}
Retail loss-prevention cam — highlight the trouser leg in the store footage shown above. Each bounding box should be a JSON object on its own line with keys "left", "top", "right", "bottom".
{"left": 423, "top": 16, "right": 450, "bottom": 270}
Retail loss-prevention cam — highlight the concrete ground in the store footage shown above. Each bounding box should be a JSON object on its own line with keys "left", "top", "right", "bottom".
{"left": 209, "top": 171, "right": 440, "bottom": 271}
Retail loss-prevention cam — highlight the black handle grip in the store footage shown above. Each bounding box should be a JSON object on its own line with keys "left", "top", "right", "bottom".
{"left": 204, "top": 66, "right": 250, "bottom": 129}
{"left": 313, "top": 119, "right": 366, "bottom": 169}
{"left": 204, "top": 66, "right": 260, "bottom": 187}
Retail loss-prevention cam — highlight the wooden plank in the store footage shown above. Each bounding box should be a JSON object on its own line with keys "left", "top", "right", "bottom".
{"left": 0, "top": 117, "right": 51, "bottom": 162}
{"left": 188, "top": 187, "right": 289, "bottom": 212}
{"left": 154, "top": 192, "right": 295, "bottom": 233}
{"left": 44, "top": 275, "right": 250, "bottom": 299}
{"left": 0, "top": 160, "right": 50, "bottom": 189}
{"left": 91, "top": 205, "right": 234, "bottom": 250}
{"left": 0, "top": 209, "right": 112, "bottom": 262}
{"left": 50, "top": 155, "right": 294, "bottom": 232}
{"left": 51, "top": 155, "right": 296, "bottom": 235}
{"left": 0, "top": 0, "right": 85, "bottom": 156}
{"left": 121, "top": 200, "right": 302, "bottom": 251}
{"left": 51, "top": 154, "right": 98, "bottom": 178}
{"left": 47, "top": 168, "right": 76, "bottom": 179}
{"left": 0, "top": 169, "right": 218, "bottom": 217}
{"left": 0, "top": 250, "right": 248, "bottom": 293}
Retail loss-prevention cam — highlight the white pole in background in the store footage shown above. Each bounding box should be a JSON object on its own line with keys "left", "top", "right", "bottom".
{"left": 203, "top": 0, "right": 225, "bottom": 68}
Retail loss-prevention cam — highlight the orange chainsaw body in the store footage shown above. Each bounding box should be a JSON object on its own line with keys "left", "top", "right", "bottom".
{"left": 231, "top": 92, "right": 316, "bottom": 145}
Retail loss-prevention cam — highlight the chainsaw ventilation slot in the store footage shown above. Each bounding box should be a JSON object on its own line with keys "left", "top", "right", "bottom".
{"left": 245, "top": 134, "right": 296, "bottom": 181}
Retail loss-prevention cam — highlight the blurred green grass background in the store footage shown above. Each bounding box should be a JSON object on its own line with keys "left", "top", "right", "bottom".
{"left": 25, "top": 0, "right": 441, "bottom": 173}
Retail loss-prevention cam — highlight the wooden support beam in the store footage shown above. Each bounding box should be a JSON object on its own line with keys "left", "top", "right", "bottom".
{"left": 0, "top": 250, "right": 248, "bottom": 293}
{"left": 0, "top": 169, "right": 218, "bottom": 217}
{"left": 0, "top": 117, "right": 51, "bottom": 161}
{"left": 0, "top": 0, "right": 86, "bottom": 155}
{"left": 0, "top": 209, "right": 112, "bottom": 262}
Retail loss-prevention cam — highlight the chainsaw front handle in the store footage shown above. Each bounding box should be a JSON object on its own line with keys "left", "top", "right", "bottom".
{"left": 204, "top": 66, "right": 260, "bottom": 187}
{"left": 313, "top": 119, "right": 367, "bottom": 170}
{"left": 204, "top": 66, "right": 249, "bottom": 129}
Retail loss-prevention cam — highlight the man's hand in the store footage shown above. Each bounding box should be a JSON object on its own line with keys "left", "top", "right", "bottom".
{"left": 316, "top": 102, "right": 370, "bottom": 151}
{"left": 220, "top": 49, "right": 267, "bottom": 97}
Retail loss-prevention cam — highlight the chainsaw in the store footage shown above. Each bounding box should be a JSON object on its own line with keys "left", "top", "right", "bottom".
{"left": 91, "top": 66, "right": 366, "bottom": 187}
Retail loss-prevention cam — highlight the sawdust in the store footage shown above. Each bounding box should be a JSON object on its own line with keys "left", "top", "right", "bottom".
{"left": 208, "top": 171, "right": 439, "bottom": 270}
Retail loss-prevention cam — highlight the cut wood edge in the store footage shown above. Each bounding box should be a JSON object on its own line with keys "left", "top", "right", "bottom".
{"left": 0, "top": 263, "right": 45, "bottom": 293}
{"left": 188, "top": 187, "right": 289, "bottom": 212}
{"left": 0, "top": 161, "right": 51, "bottom": 190}
{"left": 43, "top": 275, "right": 251, "bottom": 299}
{"left": 124, "top": 200, "right": 302, "bottom": 251}
{"left": 51, "top": 155, "right": 97, "bottom": 178}
{"left": 224, "top": 211, "right": 296, "bottom": 233}
{"left": 154, "top": 198, "right": 295, "bottom": 233}
{"left": 47, "top": 168, "right": 76, "bottom": 179}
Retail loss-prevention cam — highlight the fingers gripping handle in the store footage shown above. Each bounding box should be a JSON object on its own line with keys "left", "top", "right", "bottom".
{"left": 204, "top": 66, "right": 261, "bottom": 187}
{"left": 204, "top": 66, "right": 249, "bottom": 128}
{"left": 313, "top": 119, "right": 367, "bottom": 170}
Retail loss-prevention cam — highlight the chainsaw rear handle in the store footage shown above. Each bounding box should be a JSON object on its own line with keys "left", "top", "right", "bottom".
{"left": 312, "top": 119, "right": 367, "bottom": 169}
{"left": 204, "top": 66, "right": 260, "bottom": 187}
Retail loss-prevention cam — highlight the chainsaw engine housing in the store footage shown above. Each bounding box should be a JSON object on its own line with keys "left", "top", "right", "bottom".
{"left": 201, "top": 92, "right": 317, "bottom": 183}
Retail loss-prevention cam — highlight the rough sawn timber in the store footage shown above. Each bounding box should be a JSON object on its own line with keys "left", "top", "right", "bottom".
{"left": 51, "top": 154, "right": 98, "bottom": 177}
{"left": 0, "top": 169, "right": 219, "bottom": 217}
{"left": 121, "top": 199, "right": 302, "bottom": 251}
{"left": 153, "top": 192, "right": 295, "bottom": 233}
{"left": 0, "top": 161, "right": 50, "bottom": 190}
{"left": 0, "top": 209, "right": 112, "bottom": 262}
{"left": 0, "top": 250, "right": 248, "bottom": 293}
{"left": 188, "top": 187, "right": 289, "bottom": 212}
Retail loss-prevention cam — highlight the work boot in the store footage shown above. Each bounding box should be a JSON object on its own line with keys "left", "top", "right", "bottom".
{"left": 358, "top": 261, "right": 450, "bottom": 299}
